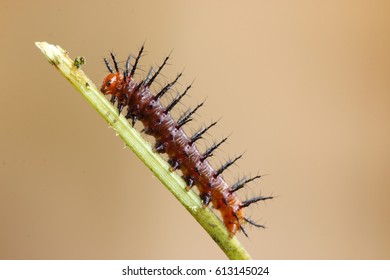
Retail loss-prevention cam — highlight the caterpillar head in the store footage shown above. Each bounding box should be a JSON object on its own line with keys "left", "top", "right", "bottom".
{"left": 101, "top": 72, "right": 124, "bottom": 96}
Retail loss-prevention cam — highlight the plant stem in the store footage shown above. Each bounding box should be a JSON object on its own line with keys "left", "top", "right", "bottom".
{"left": 35, "top": 42, "right": 252, "bottom": 260}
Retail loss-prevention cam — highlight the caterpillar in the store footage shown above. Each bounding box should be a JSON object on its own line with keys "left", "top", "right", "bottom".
{"left": 100, "top": 45, "right": 273, "bottom": 237}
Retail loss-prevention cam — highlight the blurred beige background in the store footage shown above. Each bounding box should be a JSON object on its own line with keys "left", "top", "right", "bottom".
{"left": 1, "top": 0, "right": 389, "bottom": 259}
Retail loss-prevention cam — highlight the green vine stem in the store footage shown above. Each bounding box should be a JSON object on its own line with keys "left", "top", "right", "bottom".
{"left": 35, "top": 42, "right": 252, "bottom": 260}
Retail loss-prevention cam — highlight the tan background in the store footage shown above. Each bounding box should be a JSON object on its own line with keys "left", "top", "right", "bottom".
{"left": 1, "top": 0, "right": 389, "bottom": 259}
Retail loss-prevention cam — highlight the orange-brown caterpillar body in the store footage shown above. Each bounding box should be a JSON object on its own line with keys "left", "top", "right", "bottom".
{"left": 100, "top": 46, "right": 272, "bottom": 236}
